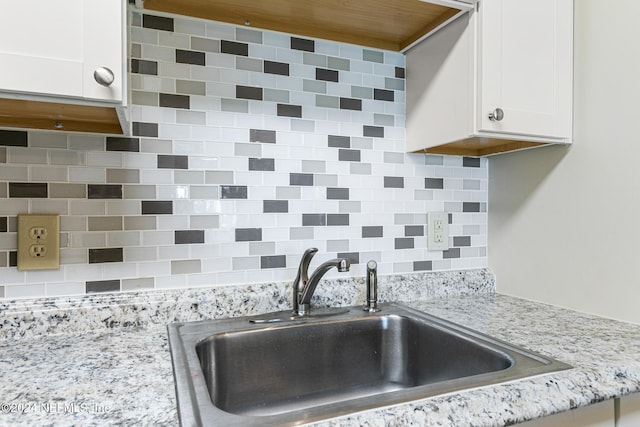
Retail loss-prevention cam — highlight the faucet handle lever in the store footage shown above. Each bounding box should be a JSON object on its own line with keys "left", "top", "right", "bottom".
{"left": 363, "top": 260, "right": 381, "bottom": 312}
{"left": 292, "top": 248, "right": 318, "bottom": 312}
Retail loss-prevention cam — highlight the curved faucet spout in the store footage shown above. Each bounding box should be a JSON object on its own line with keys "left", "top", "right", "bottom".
{"left": 292, "top": 248, "right": 318, "bottom": 313}
{"left": 297, "top": 258, "right": 350, "bottom": 315}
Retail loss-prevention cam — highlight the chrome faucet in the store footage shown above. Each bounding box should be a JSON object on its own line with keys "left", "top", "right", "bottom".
{"left": 363, "top": 260, "right": 380, "bottom": 312}
{"left": 292, "top": 248, "right": 351, "bottom": 316}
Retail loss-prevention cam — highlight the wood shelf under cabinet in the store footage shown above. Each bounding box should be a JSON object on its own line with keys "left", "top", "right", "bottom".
{"left": 143, "top": 0, "right": 471, "bottom": 52}
{"left": 421, "top": 137, "right": 548, "bottom": 157}
{"left": 0, "top": 98, "right": 124, "bottom": 135}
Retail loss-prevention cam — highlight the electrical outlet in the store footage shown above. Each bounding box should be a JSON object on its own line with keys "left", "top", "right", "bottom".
{"left": 428, "top": 212, "right": 449, "bottom": 251}
{"left": 17, "top": 214, "right": 60, "bottom": 271}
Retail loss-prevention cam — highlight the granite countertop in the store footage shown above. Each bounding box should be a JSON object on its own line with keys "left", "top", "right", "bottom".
{"left": 0, "top": 269, "right": 639, "bottom": 426}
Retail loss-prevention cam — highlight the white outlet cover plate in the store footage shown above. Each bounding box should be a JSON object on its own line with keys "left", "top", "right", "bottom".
{"left": 428, "top": 212, "right": 449, "bottom": 251}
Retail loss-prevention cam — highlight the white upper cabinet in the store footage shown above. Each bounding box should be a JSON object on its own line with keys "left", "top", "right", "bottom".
{"left": 0, "top": 0, "right": 124, "bottom": 103}
{"left": 406, "top": 0, "right": 574, "bottom": 156}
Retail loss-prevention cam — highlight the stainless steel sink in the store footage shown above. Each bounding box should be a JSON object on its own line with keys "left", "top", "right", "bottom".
{"left": 167, "top": 303, "right": 571, "bottom": 426}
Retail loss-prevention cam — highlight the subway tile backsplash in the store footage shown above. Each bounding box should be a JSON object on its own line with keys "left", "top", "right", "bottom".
{"left": 0, "top": 10, "right": 488, "bottom": 299}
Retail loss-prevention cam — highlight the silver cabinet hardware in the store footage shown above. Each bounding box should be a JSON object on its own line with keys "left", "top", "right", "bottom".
{"left": 488, "top": 108, "right": 504, "bottom": 121}
{"left": 93, "top": 67, "right": 115, "bottom": 87}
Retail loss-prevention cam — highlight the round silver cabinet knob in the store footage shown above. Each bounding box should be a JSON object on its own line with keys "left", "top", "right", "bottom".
{"left": 94, "top": 67, "right": 115, "bottom": 87}
{"left": 488, "top": 108, "right": 504, "bottom": 121}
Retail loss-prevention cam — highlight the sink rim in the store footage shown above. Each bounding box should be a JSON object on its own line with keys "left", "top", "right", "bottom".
{"left": 167, "top": 303, "right": 572, "bottom": 427}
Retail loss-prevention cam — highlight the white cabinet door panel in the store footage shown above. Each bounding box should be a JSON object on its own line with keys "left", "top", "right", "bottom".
{"left": 479, "top": 0, "right": 573, "bottom": 138}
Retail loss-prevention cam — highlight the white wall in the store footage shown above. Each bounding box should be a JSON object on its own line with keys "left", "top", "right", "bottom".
{"left": 489, "top": 0, "right": 640, "bottom": 324}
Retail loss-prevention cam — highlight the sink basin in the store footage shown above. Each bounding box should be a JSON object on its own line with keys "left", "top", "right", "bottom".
{"left": 167, "top": 303, "right": 570, "bottom": 426}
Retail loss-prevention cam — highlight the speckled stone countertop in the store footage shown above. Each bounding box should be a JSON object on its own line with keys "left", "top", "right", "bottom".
{"left": 1, "top": 268, "right": 639, "bottom": 426}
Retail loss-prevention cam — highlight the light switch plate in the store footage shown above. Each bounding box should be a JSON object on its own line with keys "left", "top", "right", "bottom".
{"left": 427, "top": 212, "right": 449, "bottom": 251}
{"left": 17, "top": 214, "right": 60, "bottom": 271}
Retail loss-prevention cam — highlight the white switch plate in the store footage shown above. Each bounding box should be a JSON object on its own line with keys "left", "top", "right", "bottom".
{"left": 428, "top": 212, "right": 449, "bottom": 251}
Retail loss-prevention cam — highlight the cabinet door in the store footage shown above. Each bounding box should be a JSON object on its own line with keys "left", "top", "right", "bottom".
{"left": 0, "top": 0, "right": 122, "bottom": 102}
{"left": 478, "top": 0, "right": 572, "bottom": 139}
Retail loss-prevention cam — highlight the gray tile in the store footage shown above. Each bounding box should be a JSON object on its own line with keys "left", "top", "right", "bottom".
{"left": 327, "top": 214, "right": 349, "bottom": 226}
{"left": 0, "top": 217, "right": 7, "bottom": 232}
{"left": 106, "top": 136, "right": 139, "bottom": 152}
{"left": 385, "top": 77, "right": 405, "bottom": 91}
{"left": 88, "top": 216, "right": 123, "bottom": 231}
{"left": 124, "top": 185, "right": 156, "bottom": 199}
{"left": 233, "top": 256, "right": 259, "bottom": 270}
{"left": 86, "top": 279, "right": 120, "bottom": 294}
{"left": 405, "top": 225, "right": 424, "bottom": 237}
{"left": 277, "top": 104, "right": 302, "bottom": 118}
{"left": 263, "top": 200, "right": 288, "bottom": 213}
{"left": 339, "top": 98, "right": 362, "bottom": 111}
{"left": 142, "top": 201, "right": 173, "bottom": 214}
{"left": 160, "top": 93, "right": 190, "bottom": 109}
{"left": 362, "top": 226, "right": 383, "bottom": 238}
{"left": 291, "top": 37, "right": 314, "bottom": 52}
{"left": 236, "top": 57, "right": 262, "bottom": 72}
{"left": 124, "top": 216, "right": 156, "bottom": 230}
{"left": 290, "top": 173, "right": 314, "bottom": 186}
{"left": 143, "top": 14, "right": 174, "bottom": 31}
{"left": 264, "top": 89, "right": 290, "bottom": 103}
{"left": 250, "top": 129, "right": 276, "bottom": 143}
{"left": 249, "top": 158, "right": 275, "bottom": 171}
{"left": 454, "top": 236, "right": 472, "bottom": 247}
{"left": 303, "top": 79, "right": 327, "bottom": 94}
{"left": 221, "top": 40, "right": 249, "bottom": 56}
{"left": 89, "top": 248, "right": 123, "bottom": 263}
{"left": 338, "top": 149, "right": 361, "bottom": 162}
{"left": 351, "top": 86, "right": 373, "bottom": 99}
{"left": 235, "top": 228, "right": 262, "bottom": 242}
{"left": 291, "top": 119, "right": 315, "bottom": 132}
{"left": 0, "top": 182, "right": 6, "bottom": 198}
{"left": 9, "top": 183, "right": 47, "bottom": 198}
{"left": 350, "top": 163, "right": 371, "bottom": 175}
{"left": 374, "top": 114, "right": 395, "bottom": 126}
{"left": 315, "top": 174, "right": 338, "bottom": 187}
{"left": 221, "top": 186, "right": 248, "bottom": 199}
{"left": 158, "top": 155, "right": 188, "bottom": 169}
{"left": 395, "top": 67, "right": 405, "bottom": 78}
{"left": 413, "top": 261, "right": 432, "bottom": 271}
{"left": 425, "top": 155, "right": 444, "bottom": 165}
{"left": 107, "top": 169, "right": 140, "bottom": 183}
{"left": 0, "top": 147, "right": 5, "bottom": 163}
{"left": 425, "top": 178, "right": 444, "bottom": 189}
{"left": 87, "top": 184, "right": 122, "bottom": 199}
{"left": 463, "top": 179, "right": 481, "bottom": 190}
{"left": 363, "top": 125, "right": 384, "bottom": 138}
{"left": 363, "top": 49, "right": 384, "bottom": 63}
{"left": 316, "top": 95, "right": 339, "bottom": 108}
{"left": 301, "top": 160, "right": 326, "bottom": 173}
{"left": 303, "top": 52, "right": 326, "bottom": 66}
{"left": 374, "top": 89, "right": 394, "bottom": 102}
{"left": 132, "top": 91, "right": 159, "bottom": 106}
{"left": 236, "top": 28, "right": 262, "bottom": 44}
{"left": 176, "top": 80, "right": 206, "bottom": 95}
{"left": 326, "top": 188, "right": 349, "bottom": 200}
{"left": 222, "top": 98, "right": 249, "bottom": 113}
{"left": 176, "top": 49, "right": 205, "bottom": 65}
{"left": 190, "top": 215, "right": 218, "bottom": 229}
{"left": 277, "top": 186, "right": 300, "bottom": 199}
{"left": 339, "top": 200, "right": 362, "bottom": 213}
{"left": 395, "top": 238, "right": 414, "bottom": 249}
{"left": 29, "top": 132, "right": 67, "bottom": 148}
{"left": 463, "top": 157, "right": 481, "bottom": 167}
{"left": 463, "top": 202, "right": 481, "bottom": 213}
{"left": 384, "top": 152, "right": 404, "bottom": 164}
{"left": 261, "top": 255, "right": 286, "bottom": 269}
{"left": 206, "top": 171, "right": 234, "bottom": 184}
{"left": 290, "top": 227, "right": 314, "bottom": 240}
{"left": 328, "top": 135, "right": 350, "bottom": 148}
{"left": 328, "top": 57, "right": 350, "bottom": 71}
{"left": 384, "top": 176, "right": 404, "bottom": 188}
{"left": 264, "top": 60, "right": 289, "bottom": 76}
{"left": 327, "top": 240, "right": 349, "bottom": 251}
{"left": 443, "top": 248, "right": 461, "bottom": 259}
{"left": 175, "top": 230, "right": 205, "bottom": 244}
{"left": 49, "top": 183, "right": 86, "bottom": 198}
{"left": 171, "top": 259, "right": 201, "bottom": 274}
{"left": 131, "top": 59, "right": 158, "bottom": 75}
{"left": 132, "top": 122, "right": 158, "bottom": 137}
{"left": 302, "top": 214, "right": 326, "bottom": 226}
{"left": 236, "top": 85, "right": 263, "bottom": 100}
{"left": 191, "top": 37, "right": 220, "bottom": 52}
{"left": 316, "top": 68, "right": 338, "bottom": 82}
{"left": 235, "top": 142, "right": 261, "bottom": 157}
